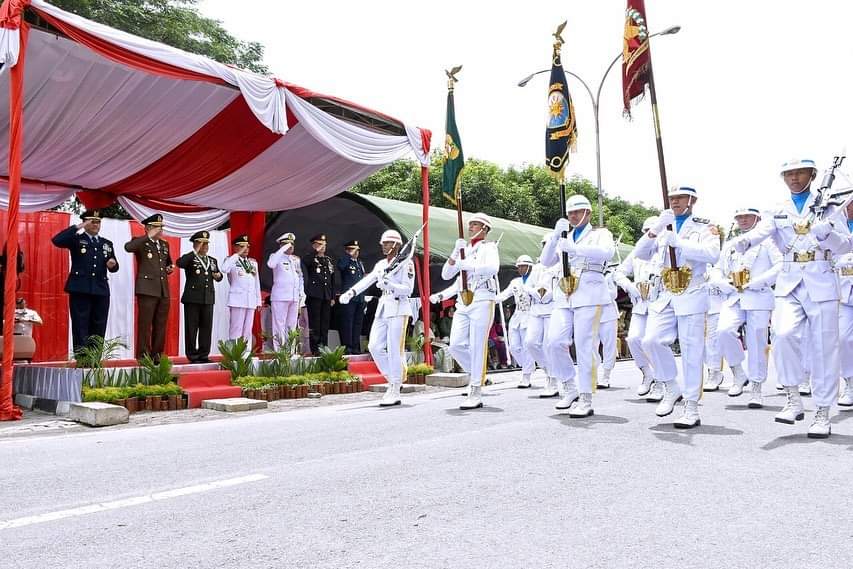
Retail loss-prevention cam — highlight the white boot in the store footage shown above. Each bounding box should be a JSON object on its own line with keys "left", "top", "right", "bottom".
{"left": 517, "top": 375, "right": 532, "bottom": 389}
{"left": 839, "top": 378, "right": 853, "bottom": 408}
{"left": 598, "top": 368, "right": 612, "bottom": 389}
{"left": 798, "top": 380, "right": 812, "bottom": 396}
{"left": 727, "top": 365, "right": 748, "bottom": 397}
{"left": 555, "top": 381, "right": 579, "bottom": 410}
{"left": 774, "top": 387, "right": 805, "bottom": 424}
{"left": 459, "top": 385, "right": 483, "bottom": 410}
{"left": 807, "top": 406, "right": 832, "bottom": 438}
{"left": 637, "top": 367, "right": 654, "bottom": 396}
{"left": 539, "top": 376, "right": 559, "bottom": 398}
{"left": 568, "top": 393, "right": 594, "bottom": 418}
{"left": 655, "top": 381, "right": 682, "bottom": 417}
{"left": 703, "top": 369, "right": 724, "bottom": 391}
{"left": 646, "top": 381, "right": 664, "bottom": 402}
{"left": 674, "top": 400, "right": 701, "bottom": 429}
{"left": 379, "top": 383, "right": 402, "bottom": 407}
{"left": 747, "top": 381, "right": 763, "bottom": 409}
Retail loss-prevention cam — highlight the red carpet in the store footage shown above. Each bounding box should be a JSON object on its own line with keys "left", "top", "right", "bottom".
{"left": 348, "top": 359, "right": 385, "bottom": 388}
{"left": 178, "top": 370, "right": 242, "bottom": 408}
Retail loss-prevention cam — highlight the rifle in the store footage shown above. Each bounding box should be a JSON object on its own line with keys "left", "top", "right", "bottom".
{"left": 810, "top": 153, "right": 847, "bottom": 220}
{"left": 383, "top": 222, "right": 426, "bottom": 277}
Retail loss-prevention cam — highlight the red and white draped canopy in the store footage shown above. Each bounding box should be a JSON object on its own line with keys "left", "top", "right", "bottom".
{"left": 0, "top": 0, "right": 431, "bottom": 233}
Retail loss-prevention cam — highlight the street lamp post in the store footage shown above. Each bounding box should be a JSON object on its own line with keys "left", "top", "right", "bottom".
{"left": 519, "top": 26, "right": 681, "bottom": 227}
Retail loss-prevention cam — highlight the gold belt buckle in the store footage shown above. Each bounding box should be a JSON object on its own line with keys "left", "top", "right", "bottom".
{"left": 637, "top": 281, "right": 651, "bottom": 300}
{"left": 730, "top": 269, "right": 750, "bottom": 292}
{"left": 793, "top": 221, "right": 811, "bottom": 235}
{"left": 793, "top": 251, "right": 815, "bottom": 263}
{"left": 841, "top": 267, "right": 853, "bottom": 277}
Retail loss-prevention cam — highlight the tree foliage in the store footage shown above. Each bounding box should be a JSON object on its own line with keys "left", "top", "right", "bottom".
{"left": 48, "top": 0, "right": 268, "bottom": 73}
{"left": 352, "top": 156, "right": 660, "bottom": 245}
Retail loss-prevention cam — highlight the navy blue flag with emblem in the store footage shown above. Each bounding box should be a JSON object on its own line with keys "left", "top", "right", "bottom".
{"left": 545, "top": 39, "right": 578, "bottom": 179}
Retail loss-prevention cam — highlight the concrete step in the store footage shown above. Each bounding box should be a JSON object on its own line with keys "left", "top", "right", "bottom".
{"left": 201, "top": 398, "right": 268, "bottom": 412}
{"left": 426, "top": 372, "right": 469, "bottom": 388}
{"left": 69, "top": 402, "right": 129, "bottom": 427}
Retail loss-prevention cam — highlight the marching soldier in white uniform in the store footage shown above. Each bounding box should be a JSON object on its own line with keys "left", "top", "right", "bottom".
{"left": 637, "top": 186, "right": 721, "bottom": 428}
{"left": 614, "top": 216, "right": 659, "bottom": 396}
{"left": 441, "top": 213, "right": 500, "bottom": 410}
{"left": 340, "top": 230, "right": 414, "bottom": 407}
{"left": 267, "top": 232, "right": 304, "bottom": 350}
{"left": 523, "top": 235, "right": 559, "bottom": 396}
{"left": 710, "top": 207, "right": 781, "bottom": 408}
{"left": 222, "top": 234, "right": 262, "bottom": 343}
{"left": 596, "top": 269, "right": 619, "bottom": 389}
{"left": 541, "top": 195, "right": 616, "bottom": 417}
{"left": 703, "top": 270, "right": 726, "bottom": 391}
{"left": 837, "top": 200, "right": 853, "bottom": 407}
{"left": 731, "top": 159, "right": 851, "bottom": 437}
{"left": 497, "top": 255, "right": 536, "bottom": 388}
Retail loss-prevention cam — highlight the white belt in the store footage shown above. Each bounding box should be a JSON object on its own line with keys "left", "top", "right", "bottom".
{"left": 381, "top": 290, "right": 407, "bottom": 300}
{"left": 569, "top": 260, "right": 607, "bottom": 274}
{"left": 783, "top": 250, "right": 832, "bottom": 263}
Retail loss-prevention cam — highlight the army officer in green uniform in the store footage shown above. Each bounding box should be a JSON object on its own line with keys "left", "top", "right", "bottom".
{"left": 176, "top": 231, "right": 223, "bottom": 363}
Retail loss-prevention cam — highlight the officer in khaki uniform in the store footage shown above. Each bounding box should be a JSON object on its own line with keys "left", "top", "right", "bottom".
{"left": 176, "top": 231, "right": 223, "bottom": 363}
{"left": 124, "top": 213, "right": 174, "bottom": 361}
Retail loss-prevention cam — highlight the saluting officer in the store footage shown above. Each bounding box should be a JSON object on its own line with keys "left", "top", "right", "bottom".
{"left": 340, "top": 230, "right": 414, "bottom": 406}
{"left": 267, "top": 232, "right": 304, "bottom": 350}
{"left": 51, "top": 209, "right": 119, "bottom": 353}
{"left": 176, "top": 231, "right": 223, "bottom": 363}
{"left": 302, "top": 234, "right": 335, "bottom": 354}
{"left": 732, "top": 159, "right": 852, "bottom": 438}
{"left": 637, "top": 186, "right": 721, "bottom": 429}
{"left": 337, "top": 240, "right": 366, "bottom": 354}
{"left": 124, "top": 213, "right": 173, "bottom": 361}
{"left": 222, "top": 235, "right": 262, "bottom": 344}
{"left": 541, "top": 194, "right": 616, "bottom": 418}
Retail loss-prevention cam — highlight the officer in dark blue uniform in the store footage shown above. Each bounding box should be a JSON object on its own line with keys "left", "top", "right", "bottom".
{"left": 337, "top": 240, "right": 366, "bottom": 354}
{"left": 51, "top": 210, "right": 119, "bottom": 353}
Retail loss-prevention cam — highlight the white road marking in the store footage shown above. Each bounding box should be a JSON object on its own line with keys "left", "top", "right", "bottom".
{"left": 0, "top": 473, "right": 268, "bottom": 531}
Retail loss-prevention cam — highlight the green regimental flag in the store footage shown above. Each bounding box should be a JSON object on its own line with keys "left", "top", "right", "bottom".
{"left": 442, "top": 87, "right": 465, "bottom": 206}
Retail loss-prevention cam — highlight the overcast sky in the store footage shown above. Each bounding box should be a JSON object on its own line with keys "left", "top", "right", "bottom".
{"left": 199, "top": 0, "right": 853, "bottom": 227}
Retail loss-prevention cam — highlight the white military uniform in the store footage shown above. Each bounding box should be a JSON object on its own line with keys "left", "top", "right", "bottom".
{"left": 597, "top": 271, "right": 619, "bottom": 386}
{"left": 713, "top": 230, "right": 781, "bottom": 392}
{"left": 497, "top": 271, "right": 535, "bottom": 382}
{"left": 267, "top": 240, "right": 304, "bottom": 349}
{"left": 221, "top": 253, "right": 262, "bottom": 342}
{"left": 738, "top": 189, "right": 851, "bottom": 415}
{"left": 636, "top": 211, "right": 721, "bottom": 411}
{"left": 442, "top": 237, "right": 500, "bottom": 396}
{"left": 523, "top": 260, "right": 558, "bottom": 392}
{"left": 342, "top": 257, "right": 414, "bottom": 389}
{"left": 704, "top": 281, "right": 724, "bottom": 381}
{"left": 541, "top": 222, "right": 616, "bottom": 401}
{"left": 614, "top": 248, "right": 660, "bottom": 386}
{"left": 837, "top": 220, "right": 853, "bottom": 406}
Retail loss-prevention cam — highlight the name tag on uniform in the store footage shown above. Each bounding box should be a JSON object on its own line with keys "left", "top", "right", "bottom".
{"left": 775, "top": 214, "right": 788, "bottom": 219}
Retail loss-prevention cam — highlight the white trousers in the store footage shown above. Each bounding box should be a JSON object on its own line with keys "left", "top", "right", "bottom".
{"left": 704, "top": 312, "right": 722, "bottom": 373}
{"left": 599, "top": 318, "right": 617, "bottom": 372}
{"left": 270, "top": 300, "right": 299, "bottom": 350}
{"left": 449, "top": 301, "right": 494, "bottom": 388}
{"left": 718, "top": 303, "right": 771, "bottom": 382}
{"left": 547, "top": 305, "right": 605, "bottom": 394}
{"left": 642, "top": 306, "right": 705, "bottom": 402}
{"left": 524, "top": 314, "right": 551, "bottom": 374}
{"left": 229, "top": 307, "right": 254, "bottom": 343}
{"left": 841, "top": 303, "right": 853, "bottom": 379}
{"left": 772, "top": 286, "right": 839, "bottom": 407}
{"left": 509, "top": 324, "right": 535, "bottom": 376}
{"left": 626, "top": 312, "right": 651, "bottom": 370}
{"left": 368, "top": 315, "right": 408, "bottom": 386}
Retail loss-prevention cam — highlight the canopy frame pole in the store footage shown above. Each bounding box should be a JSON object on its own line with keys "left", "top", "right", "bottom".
{"left": 1, "top": 19, "right": 28, "bottom": 421}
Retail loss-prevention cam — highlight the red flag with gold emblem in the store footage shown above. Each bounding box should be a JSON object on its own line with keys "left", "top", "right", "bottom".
{"left": 622, "top": 0, "right": 651, "bottom": 116}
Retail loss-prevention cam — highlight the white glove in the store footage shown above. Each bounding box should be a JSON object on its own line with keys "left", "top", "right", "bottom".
{"left": 713, "top": 280, "right": 737, "bottom": 295}
{"left": 557, "top": 237, "right": 576, "bottom": 255}
{"left": 281, "top": 243, "right": 294, "bottom": 254}
{"left": 732, "top": 236, "right": 751, "bottom": 253}
{"left": 456, "top": 258, "right": 475, "bottom": 272}
{"left": 376, "top": 275, "right": 389, "bottom": 290}
{"left": 339, "top": 290, "right": 354, "bottom": 305}
{"left": 554, "top": 217, "right": 571, "bottom": 235}
{"left": 429, "top": 293, "right": 442, "bottom": 304}
{"left": 623, "top": 282, "right": 641, "bottom": 304}
{"left": 654, "top": 209, "right": 675, "bottom": 233}
{"left": 657, "top": 230, "right": 678, "bottom": 248}
{"left": 811, "top": 219, "right": 834, "bottom": 240}
{"left": 453, "top": 238, "right": 467, "bottom": 255}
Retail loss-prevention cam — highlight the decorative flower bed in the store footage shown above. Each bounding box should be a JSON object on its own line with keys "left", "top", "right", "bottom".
{"left": 404, "top": 364, "right": 434, "bottom": 385}
{"left": 234, "top": 371, "right": 363, "bottom": 401}
{"left": 82, "top": 383, "right": 187, "bottom": 413}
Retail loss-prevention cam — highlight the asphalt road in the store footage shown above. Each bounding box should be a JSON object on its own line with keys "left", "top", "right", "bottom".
{"left": 2, "top": 361, "right": 852, "bottom": 569}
